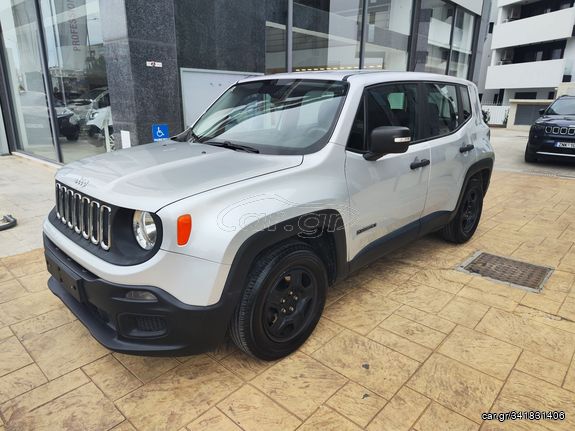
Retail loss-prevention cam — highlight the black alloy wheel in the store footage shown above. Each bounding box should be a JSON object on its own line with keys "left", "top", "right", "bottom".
{"left": 441, "top": 177, "right": 484, "bottom": 244}
{"left": 230, "top": 241, "right": 327, "bottom": 360}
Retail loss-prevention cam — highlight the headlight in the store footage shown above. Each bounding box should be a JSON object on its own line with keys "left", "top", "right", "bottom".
{"left": 133, "top": 210, "right": 157, "bottom": 250}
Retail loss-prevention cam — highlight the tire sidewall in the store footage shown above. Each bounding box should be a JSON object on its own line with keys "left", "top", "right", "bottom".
{"left": 457, "top": 178, "right": 483, "bottom": 241}
{"left": 243, "top": 246, "right": 327, "bottom": 360}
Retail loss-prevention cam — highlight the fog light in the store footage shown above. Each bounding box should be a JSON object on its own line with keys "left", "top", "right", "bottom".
{"left": 125, "top": 290, "right": 157, "bottom": 301}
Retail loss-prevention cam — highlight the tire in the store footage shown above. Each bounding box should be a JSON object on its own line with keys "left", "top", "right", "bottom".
{"left": 65, "top": 130, "right": 80, "bottom": 141}
{"left": 230, "top": 241, "right": 327, "bottom": 360}
{"left": 524, "top": 146, "right": 537, "bottom": 163}
{"left": 442, "top": 177, "right": 484, "bottom": 244}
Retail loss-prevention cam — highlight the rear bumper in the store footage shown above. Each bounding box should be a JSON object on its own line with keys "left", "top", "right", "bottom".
{"left": 44, "top": 235, "right": 233, "bottom": 355}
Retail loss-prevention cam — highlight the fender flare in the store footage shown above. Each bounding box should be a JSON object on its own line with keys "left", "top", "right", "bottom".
{"left": 216, "top": 209, "right": 347, "bottom": 326}
{"left": 450, "top": 157, "right": 494, "bottom": 223}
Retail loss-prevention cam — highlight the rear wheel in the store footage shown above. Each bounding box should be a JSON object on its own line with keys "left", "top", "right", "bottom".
{"left": 442, "top": 177, "right": 483, "bottom": 244}
{"left": 230, "top": 241, "right": 327, "bottom": 360}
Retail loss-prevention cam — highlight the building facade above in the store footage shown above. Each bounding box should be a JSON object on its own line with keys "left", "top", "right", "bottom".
{"left": 0, "top": 0, "right": 489, "bottom": 164}
{"left": 483, "top": 0, "right": 575, "bottom": 105}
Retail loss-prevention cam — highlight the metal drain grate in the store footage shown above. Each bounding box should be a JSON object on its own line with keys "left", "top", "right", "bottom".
{"left": 460, "top": 252, "right": 553, "bottom": 293}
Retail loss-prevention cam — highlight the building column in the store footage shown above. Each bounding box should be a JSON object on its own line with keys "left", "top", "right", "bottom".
{"left": 100, "top": 0, "right": 182, "bottom": 147}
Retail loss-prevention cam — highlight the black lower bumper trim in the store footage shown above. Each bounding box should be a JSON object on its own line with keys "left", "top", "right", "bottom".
{"left": 44, "top": 235, "right": 233, "bottom": 356}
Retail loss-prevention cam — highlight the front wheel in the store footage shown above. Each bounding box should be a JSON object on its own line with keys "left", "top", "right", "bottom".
{"left": 442, "top": 177, "right": 484, "bottom": 244}
{"left": 230, "top": 241, "right": 327, "bottom": 360}
{"left": 524, "top": 146, "right": 537, "bottom": 163}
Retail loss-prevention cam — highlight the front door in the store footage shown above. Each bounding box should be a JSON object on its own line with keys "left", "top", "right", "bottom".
{"left": 345, "top": 82, "right": 431, "bottom": 261}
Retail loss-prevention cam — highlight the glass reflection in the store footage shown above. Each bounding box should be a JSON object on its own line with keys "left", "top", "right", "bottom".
{"left": 363, "top": 0, "right": 413, "bottom": 71}
{"left": 40, "top": 0, "right": 111, "bottom": 163}
{"left": 293, "top": 0, "right": 363, "bottom": 71}
{"left": 414, "top": 0, "right": 455, "bottom": 75}
{"left": 0, "top": 0, "right": 57, "bottom": 160}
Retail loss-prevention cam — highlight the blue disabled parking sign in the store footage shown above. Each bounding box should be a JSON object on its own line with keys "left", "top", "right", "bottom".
{"left": 152, "top": 124, "right": 169, "bottom": 142}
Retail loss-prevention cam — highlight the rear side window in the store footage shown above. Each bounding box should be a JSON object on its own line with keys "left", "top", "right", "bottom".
{"left": 460, "top": 86, "right": 472, "bottom": 121}
{"left": 423, "top": 83, "right": 459, "bottom": 139}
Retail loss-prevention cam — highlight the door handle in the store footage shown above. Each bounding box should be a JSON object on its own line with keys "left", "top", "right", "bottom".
{"left": 459, "top": 144, "right": 475, "bottom": 153}
{"left": 410, "top": 158, "right": 430, "bottom": 170}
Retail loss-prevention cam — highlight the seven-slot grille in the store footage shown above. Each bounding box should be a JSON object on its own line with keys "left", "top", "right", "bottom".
{"left": 55, "top": 182, "right": 112, "bottom": 250}
{"left": 545, "top": 126, "right": 575, "bottom": 136}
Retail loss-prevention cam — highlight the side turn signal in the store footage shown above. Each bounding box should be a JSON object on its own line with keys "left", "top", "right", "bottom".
{"left": 177, "top": 214, "right": 192, "bottom": 246}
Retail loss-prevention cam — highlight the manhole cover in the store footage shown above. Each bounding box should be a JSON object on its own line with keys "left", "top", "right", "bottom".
{"left": 459, "top": 252, "right": 553, "bottom": 293}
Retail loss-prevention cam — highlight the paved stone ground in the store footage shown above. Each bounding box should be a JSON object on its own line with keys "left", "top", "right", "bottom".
{"left": 0, "top": 156, "right": 56, "bottom": 257}
{"left": 0, "top": 169, "right": 574, "bottom": 431}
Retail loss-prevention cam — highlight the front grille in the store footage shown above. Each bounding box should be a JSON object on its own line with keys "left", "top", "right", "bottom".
{"left": 545, "top": 126, "right": 575, "bottom": 136}
{"left": 55, "top": 182, "right": 112, "bottom": 251}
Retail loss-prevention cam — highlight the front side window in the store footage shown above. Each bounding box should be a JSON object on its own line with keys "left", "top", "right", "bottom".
{"left": 366, "top": 83, "right": 419, "bottom": 143}
{"left": 423, "top": 83, "right": 459, "bottom": 139}
{"left": 346, "top": 83, "right": 419, "bottom": 152}
{"left": 189, "top": 79, "right": 348, "bottom": 155}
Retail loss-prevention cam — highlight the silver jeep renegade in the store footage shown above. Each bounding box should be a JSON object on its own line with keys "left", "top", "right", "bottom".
{"left": 44, "top": 71, "right": 494, "bottom": 360}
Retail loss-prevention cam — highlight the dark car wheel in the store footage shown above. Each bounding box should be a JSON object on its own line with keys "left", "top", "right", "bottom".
{"left": 524, "top": 146, "right": 537, "bottom": 163}
{"left": 442, "top": 177, "right": 484, "bottom": 244}
{"left": 65, "top": 130, "right": 80, "bottom": 141}
{"left": 230, "top": 241, "right": 327, "bottom": 360}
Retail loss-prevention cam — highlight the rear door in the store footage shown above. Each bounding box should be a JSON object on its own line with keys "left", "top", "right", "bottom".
{"left": 345, "top": 82, "right": 431, "bottom": 260}
{"left": 421, "top": 82, "right": 476, "bottom": 223}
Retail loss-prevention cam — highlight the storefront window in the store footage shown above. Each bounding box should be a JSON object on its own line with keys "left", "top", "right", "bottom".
{"left": 449, "top": 8, "right": 475, "bottom": 78}
{"left": 40, "top": 0, "right": 110, "bottom": 163}
{"left": 363, "top": 0, "right": 413, "bottom": 71}
{"left": 266, "top": 0, "right": 287, "bottom": 74}
{"left": 293, "top": 0, "right": 363, "bottom": 71}
{"left": 414, "top": 0, "right": 455, "bottom": 75}
{"left": 0, "top": 0, "right": 58, "bottom": 160}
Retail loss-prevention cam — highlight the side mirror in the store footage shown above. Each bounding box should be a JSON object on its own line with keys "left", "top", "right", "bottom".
{"left": 364, "top": 126, "right": 411, "bottom": 161}
{"left": 539, "top": 108, "right": 547, "bottom": 116}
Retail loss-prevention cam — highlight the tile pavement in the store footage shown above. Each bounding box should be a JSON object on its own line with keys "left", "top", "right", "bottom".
{"left": 0, "top": 169, "right": 575, "bottom": 430}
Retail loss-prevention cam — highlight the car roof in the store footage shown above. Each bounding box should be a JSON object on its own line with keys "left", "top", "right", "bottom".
{"left": 238, "top": 70, "right": 472, "bottom": 87}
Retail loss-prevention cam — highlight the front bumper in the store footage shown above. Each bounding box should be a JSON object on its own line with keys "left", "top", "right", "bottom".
{"left": 44, "top": 235, "right": 232, "bottom": 355}
{"left": 527, "top": 135, "right": 575, "bottom": 159}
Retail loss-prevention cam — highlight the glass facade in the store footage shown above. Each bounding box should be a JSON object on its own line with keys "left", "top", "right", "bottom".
{"left": 414, "top": 0, "right": 477, "bottom": 78}
{"left": 0, "top": 0, "right": 110, "bottom": 163}
{"left": 363, "top": 0, "right": 413, "bottom": 71}
{"left": 449, "top": 8, "right": 475, "bottom": 78}
{"left": 293, "top": 0, "right": 363, "bottom": 71}
{"left": 40, "top": 0, "right": 110, "bottom": 163}
{"left": 1, "top": 0, "right": 57, "bottom": 160}
{"left": 1, "top": 0, "right": 480, "bottom": 164}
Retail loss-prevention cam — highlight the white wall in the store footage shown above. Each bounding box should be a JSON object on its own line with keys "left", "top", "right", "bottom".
{"left": 485, "top": 59, "right": 566, "bottom": 90}
{"left": 491, "top": 8, "right": 575, "bottom": 50}
{"left": 452, "top": 0, "right": 484, "bottom": 15}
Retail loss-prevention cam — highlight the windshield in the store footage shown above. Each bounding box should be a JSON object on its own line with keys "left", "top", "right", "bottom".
{"left": 546, "top": 98, "right": 575, "bottom": 115}
{"left": 189, "top": 79, "right": 348, "bottom": 155}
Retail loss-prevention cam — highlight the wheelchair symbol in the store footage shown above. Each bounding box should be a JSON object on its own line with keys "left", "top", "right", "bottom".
{"left": 155, "top": 127, "right": 165, "bottom": 138}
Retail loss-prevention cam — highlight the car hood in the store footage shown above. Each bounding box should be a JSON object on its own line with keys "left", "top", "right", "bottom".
{"left": 56, "top": 140, "right": 303, "bottom": 212}
{"left": 537, "top": 115, "right": 575, "bottom": 125}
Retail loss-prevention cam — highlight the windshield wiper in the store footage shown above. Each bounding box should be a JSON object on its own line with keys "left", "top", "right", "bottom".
{"left": 203, "top": 140, "right": 260, "bottom": 153}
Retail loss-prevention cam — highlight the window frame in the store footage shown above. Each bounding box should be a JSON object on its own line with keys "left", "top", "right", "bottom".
{"left": 345, "top": 80, "right": 474, "bottom": 154}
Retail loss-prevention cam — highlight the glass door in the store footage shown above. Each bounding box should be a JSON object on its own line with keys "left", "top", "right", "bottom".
{"left": 0, "top": 103, "right": 9, "bottom": 155}
{"left": 0, "top": 0, "right": 58, "bottom": 161}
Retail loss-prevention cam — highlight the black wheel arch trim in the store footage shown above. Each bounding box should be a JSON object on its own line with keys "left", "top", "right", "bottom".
{"left": 218, "top": 209, "right": 347, "bottom": 328}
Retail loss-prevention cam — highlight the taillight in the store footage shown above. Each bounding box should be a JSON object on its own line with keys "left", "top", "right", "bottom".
{"left": 177, "top": 215, "right": 192, "bottom": 246}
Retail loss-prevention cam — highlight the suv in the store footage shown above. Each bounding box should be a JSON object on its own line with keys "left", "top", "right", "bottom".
{"left": 44, "top": 71, "right": 493, "bottom": 360}
{"left": 526, "top": 95, "right": 575, "bottom": 163}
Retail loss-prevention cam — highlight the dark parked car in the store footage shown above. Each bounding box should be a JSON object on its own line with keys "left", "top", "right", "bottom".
{"left": 526, "top": 95, "right": 575, "bottom": 163}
